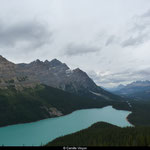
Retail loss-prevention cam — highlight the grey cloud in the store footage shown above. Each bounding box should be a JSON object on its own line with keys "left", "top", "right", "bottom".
{"left": 121, "top": 33, "right": 148, "bottom": 47}
{"left": 141, "top": 9, "right": 150, "bottom": 18}
{"left": 64, "top": 43, "right": 100, "bottom": 56}
{"left": 105, "top": 35, "right": 116, "bottom": 46}
{"left": 0, "top": 20, "right": 52, "bottom": 50}
{"left": 101, "top": 9, "right": 150, "bottom": 48}
{"left": 121, "top": 9, "right": 150, "bottom": 47}
{"left": 134, "top": 69, "right": 150, "bottom": 77}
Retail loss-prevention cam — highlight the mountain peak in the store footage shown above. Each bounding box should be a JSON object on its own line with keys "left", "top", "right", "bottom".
{"left": 0, "top": 55, "right": 15, "bottom": 65}
{"left": 35, "top": 59, "right": 42, "bottom": 63}
{"left": 30, "top": 59, "right": 44, "bottom": 66}
{"left": 73, "top": 68, "right": 87, "bottom": 75}
{"left": 0, "top": 55, "right": 8, "bottom": 62}
{"left": 74, "top": 68, "right": 83, "bottom": 72}
{"left": 49, "top": 59, "right": 62, "bottom": 67}
{"left": 44, "top": 60, "right": 49, "bottom": 64}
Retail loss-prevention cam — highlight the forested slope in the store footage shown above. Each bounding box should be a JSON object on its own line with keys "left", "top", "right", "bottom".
{"left": 0, "top": 84, "right": 129, "bottom": 127}
{"left": 47, "top": 122, "right": 150, "bottom": 146}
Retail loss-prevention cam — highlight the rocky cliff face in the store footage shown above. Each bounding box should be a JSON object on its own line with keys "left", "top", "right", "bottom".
{"left": 17, "top": 58, "right": 124, "bottom": 101}
{"left": 17, "top": 59, "right": 70, "bottom": 89}
{"left": 0, "top": 55, "right": 123, "bottom": 102}
{"left": 0, "top": 55, "right": 39, "bottom": 90}
{"left": 0, "top": 55, "right": 16, "bottom": 78}
{"left": 17, "top": 59, "right": 102, "bottom": 95}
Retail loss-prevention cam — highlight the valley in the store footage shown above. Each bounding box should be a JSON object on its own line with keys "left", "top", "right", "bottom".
{"left": 0, "top": 55, "right": 149, "bottom": 146}
{"left": 0, "top": 56, "right": 131, "bottom": 127}
{"left": 108, "top": 81, "right": 150, "bottom": 126}
{"left": 0, "top": 1, "right": 150, "bottom": 147}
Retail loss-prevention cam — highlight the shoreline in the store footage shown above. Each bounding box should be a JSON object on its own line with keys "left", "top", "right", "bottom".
{"left": 0, "top": 105, "right": 109, "bottom": 128}
{"left": 126, "top": 112, "right": 135, "bottom": 127}
{"left": 0, "top": 105, "right": 131, "bottom": 128}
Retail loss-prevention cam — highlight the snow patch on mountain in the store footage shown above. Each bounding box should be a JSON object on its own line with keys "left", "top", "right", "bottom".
{"left": 90, "top": 91, "right": 111, "bottom": 101}
{"left": 66, "top": 69, "right": 74, "bottom": 76}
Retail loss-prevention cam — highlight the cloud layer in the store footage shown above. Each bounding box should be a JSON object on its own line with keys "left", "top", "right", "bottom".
{"left": 0, "top": 20, "right": 52, "bottom": 50}
{"left": 0, "top": 0, "right": 150, "bottom": 87}
{"left": 88, "top": 68, "right": 150, "bottom": 88}
{"left": 64, "top": 43, "right": 100, "bottom": 56}
{"left": 121, "top": 10, "right": 150, "bottom": 47}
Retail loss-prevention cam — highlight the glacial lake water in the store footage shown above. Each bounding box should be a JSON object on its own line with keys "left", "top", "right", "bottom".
{"left": 0, "top": 106, "right": 132, "bottom": 146}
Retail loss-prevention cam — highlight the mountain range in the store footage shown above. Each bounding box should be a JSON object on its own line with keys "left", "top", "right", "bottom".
{"left": 0, "top": 55, "right": 124, "bottom": 102}
{"left": 111, "top": 80, "right": 150, "bottom": 101}
{"left": 0, "top": 55, "right": 129, "bottom": 127}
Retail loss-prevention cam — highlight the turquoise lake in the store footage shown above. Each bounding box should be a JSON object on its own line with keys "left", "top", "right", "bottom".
{"left": 0, "top": 106, "right": 132, "bottom": 146}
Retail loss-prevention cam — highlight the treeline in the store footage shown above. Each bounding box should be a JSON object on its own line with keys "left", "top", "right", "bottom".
{"left": 46, "top": 122, "right": 150, "bottom": 146}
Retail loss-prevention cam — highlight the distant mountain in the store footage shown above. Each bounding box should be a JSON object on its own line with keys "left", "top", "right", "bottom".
{"left": 112, "top": 81, "right": 150, "bottom": 101}
{"left": 106, "top": 84, "right": 125, "bottom": 92}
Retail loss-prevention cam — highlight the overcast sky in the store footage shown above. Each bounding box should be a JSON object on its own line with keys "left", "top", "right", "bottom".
{"left": 0, "top": 0, "right": 150, "bottom": 88}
